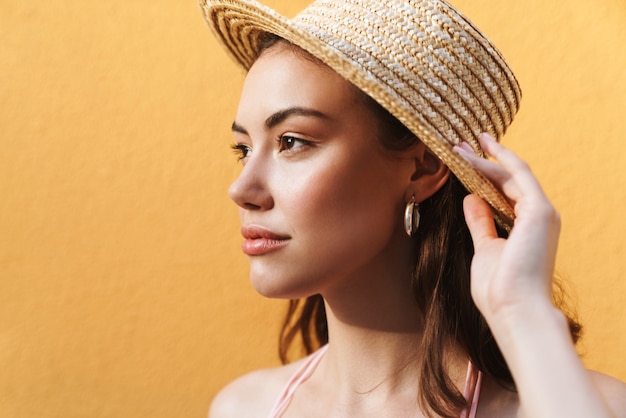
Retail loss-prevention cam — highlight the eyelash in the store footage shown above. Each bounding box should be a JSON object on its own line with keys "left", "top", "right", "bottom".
{"left": 231, "top": 143, "right": 251, "bottom": 162}
{"left": 230, "top": 135, "right": 313, "bottom": 162}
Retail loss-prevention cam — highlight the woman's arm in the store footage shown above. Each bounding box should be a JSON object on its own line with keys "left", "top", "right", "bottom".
{"left": 455, "top": 133, "right": 626, "bottom": 417}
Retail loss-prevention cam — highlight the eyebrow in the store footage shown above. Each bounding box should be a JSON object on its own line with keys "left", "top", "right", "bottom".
{"left": 231, "top": 106, "right": 331, "bottom": 134}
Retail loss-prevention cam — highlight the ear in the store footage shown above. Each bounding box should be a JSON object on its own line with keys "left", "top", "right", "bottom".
{"left": 406, "top": 142, "right": 450, "bottom": 203}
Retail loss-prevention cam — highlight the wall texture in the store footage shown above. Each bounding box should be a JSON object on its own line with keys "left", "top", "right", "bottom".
{"left": 1, "top": 0, "right": 625, "bottom": 417}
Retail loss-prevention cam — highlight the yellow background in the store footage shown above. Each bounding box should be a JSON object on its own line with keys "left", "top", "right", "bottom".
{"left": 1, "top": 0, "right": 625, "bottom": 416}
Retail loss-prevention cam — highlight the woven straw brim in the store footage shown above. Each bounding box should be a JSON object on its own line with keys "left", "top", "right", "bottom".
{"left": 200, "top": 0, "right": 520, "bottom": 230}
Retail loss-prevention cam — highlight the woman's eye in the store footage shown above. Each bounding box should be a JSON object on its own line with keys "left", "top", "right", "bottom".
{"left": 231, "top": 143, "right": 252, "bottom": 162}
{"left": 277, "top": 135, "right": 310, "bottom": 152}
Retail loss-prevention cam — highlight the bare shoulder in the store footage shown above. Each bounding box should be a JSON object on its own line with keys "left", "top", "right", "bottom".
{"left": 208, "top": 359, "right": 306, "bottom": 418}
{"left": 588, "top": 370, "right": 626, "bottom": 417}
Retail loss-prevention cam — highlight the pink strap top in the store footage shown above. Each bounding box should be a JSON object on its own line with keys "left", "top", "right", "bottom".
{"left": 461, "top": 360, "right": 483, "bottom": 418}
{"left": 269, "top": 345, "right": 483, "bottom": 418}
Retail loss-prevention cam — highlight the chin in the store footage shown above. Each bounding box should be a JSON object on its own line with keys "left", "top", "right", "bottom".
{"left": 250, "top": 274, "right": 318, "bottom": 300}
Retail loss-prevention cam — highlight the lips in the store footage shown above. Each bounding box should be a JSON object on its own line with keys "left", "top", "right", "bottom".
{"left": 240, "top": 225, "right": 291, "bottom": 255}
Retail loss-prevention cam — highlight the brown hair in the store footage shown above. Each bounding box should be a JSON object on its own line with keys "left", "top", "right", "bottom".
{"left": 258, "top": 35, "right": 582, "bottom": 418}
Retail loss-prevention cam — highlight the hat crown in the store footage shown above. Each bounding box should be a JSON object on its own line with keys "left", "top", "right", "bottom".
{"left": 290, "top": 0, "right": 520, "bottom": 149}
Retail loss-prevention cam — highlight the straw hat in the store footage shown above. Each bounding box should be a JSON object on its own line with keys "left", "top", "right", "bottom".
{"left": 200, "top": 0, "right": 521, "bottom": 229}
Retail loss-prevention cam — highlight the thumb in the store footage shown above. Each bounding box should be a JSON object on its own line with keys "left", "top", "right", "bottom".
{"left": 463, "top": 194, "right": 499, "bottom": 250}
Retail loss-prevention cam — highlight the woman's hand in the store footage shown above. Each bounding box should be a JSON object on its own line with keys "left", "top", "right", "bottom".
{"left": 454, "top": 133, "right": 623, "bottom": 417}
{"left": 454, "top": 133, "right": 559, "bottom": 322}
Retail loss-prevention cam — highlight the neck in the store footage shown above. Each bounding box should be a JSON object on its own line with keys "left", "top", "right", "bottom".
{"left": 311, "top": 253, "right": 469, "bottom": 409}
{"left": 291, "top": 232, "right": 472, "bottom": 416}
{"left": 317, "top": 246, "right": 425, "bottom": 396}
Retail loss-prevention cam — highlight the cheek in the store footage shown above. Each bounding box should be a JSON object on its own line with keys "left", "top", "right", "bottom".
{"left": 280, "top": 153, "right": 402, "bottom": 255}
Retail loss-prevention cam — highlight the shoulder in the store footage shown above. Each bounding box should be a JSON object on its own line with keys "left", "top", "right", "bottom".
{"left": 208, "top": 359, "right": 306, "bottom": 418}
{"left": 588, "top": 370, "right": 626, "bottom": 417}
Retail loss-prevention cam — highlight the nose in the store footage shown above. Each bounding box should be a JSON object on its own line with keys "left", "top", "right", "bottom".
{"left": 228, "top": 155, "right": 274, "bottom": 211}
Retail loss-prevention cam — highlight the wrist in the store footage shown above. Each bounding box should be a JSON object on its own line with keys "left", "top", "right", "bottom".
{"left": 483, "top": 299, "right": 574, "bottom": 367}
{"left": 486, "top": 300, "right": 567, "bottom": 340}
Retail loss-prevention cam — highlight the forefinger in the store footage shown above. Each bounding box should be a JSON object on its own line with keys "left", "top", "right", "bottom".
{"left": 478, "top": 133, "right": 548, "bottom": 203}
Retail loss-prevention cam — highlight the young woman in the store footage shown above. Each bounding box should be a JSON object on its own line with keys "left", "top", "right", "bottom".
{"left": 201, "top": 0, "right": 626, "bottom": 416}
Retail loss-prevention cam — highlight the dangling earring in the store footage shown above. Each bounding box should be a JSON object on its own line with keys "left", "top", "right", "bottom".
{"left": 404, "top": 196, "right": 420, "bottom": 237}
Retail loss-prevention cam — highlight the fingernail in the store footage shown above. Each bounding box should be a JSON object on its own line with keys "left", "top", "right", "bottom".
{"left": 453, "top": 144, "right": 472, "bottom": 159}
{"left": 480, "top": 132, "right": 496, "bottom": 142}
{"left": 458, "top": 141, "right": 474, "bottom": 152}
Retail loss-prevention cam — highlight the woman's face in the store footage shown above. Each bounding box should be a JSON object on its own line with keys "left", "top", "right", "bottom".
{"left": 229, "top": 44, "right": 421, "bottom": 299}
